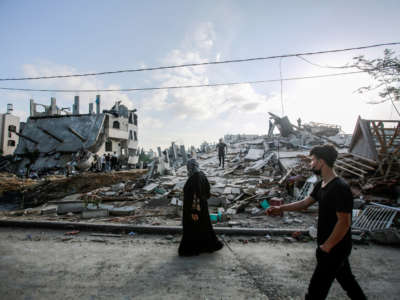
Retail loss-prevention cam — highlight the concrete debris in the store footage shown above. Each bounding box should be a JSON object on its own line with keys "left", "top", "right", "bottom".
{"left": 1, "top": 114, "right": 399, "bottom": 237}
{"left": 244, "top": 149, "right": 265, "bottom": 161}
{"left": 142, "top": 183, "right": 159, "bottom": 192}
{"left": 368, "top": 228, "right": 400, "bottom": 245}
{"left": 170, "top": 198, "right": 183, "bottom": 207}
{"left": 81, "top": 209, "right": 109, "bottom": 219}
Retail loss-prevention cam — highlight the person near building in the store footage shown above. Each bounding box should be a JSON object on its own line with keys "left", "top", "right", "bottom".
{"left": 266, "top": 144, "right": 366, "bottom": 299}
{"left": 100, "top": 154, "right": 106, "bottom": 172}
{"left": 111, "top": 152, "right": 118, "bottom": 170}
{"left": 216, "top": 138, "right": 228, "bottom": 169}
{"left": 105, "top": 153, "right": 111, "bottom": 172}
{"left": 297, "top": 117, "right": 302, "bottom": 128}
{"left": 178, "top": 159, "right": 223, "bottom": 256}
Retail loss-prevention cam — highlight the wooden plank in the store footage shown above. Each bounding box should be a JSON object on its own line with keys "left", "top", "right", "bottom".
{"left": 341, "top": 157, "right": 376, "bottom": 171}
{"left": 336, "top": 160, "right": 368, "bottom": 174}
{"left": 371, "top": 121, "right": 387, "bottom": 154}
{"left": 342, "top": 152, "right": 378, "bottom": 165}
{"left": 278, "top": 168, "right": 293, "bottom": 185}
{"left": 387, "top": 123, "right": 400, "bottom": 148}
{"left": 335, "top": 165, "right": 364, "bottom": 178}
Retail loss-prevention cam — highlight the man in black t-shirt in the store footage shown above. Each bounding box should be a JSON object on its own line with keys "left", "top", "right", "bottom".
{"left": 266, "top": 144, "right": 366, "bottom": 299}
{"left": 216, "top": 138, "right": 228, "bottom": 169}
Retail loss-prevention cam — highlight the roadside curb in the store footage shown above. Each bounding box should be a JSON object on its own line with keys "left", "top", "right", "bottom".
{"left": 0, "top": 219, "right": 311, "bottom": 236}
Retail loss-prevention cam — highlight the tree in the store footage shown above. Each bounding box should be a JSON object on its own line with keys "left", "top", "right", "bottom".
{"left": 353, "top": 49, "right": 400, "bottom": 116}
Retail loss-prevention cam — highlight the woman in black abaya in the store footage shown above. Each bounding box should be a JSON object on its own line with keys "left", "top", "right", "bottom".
{"left": 178, "top": 159, "right": 223, "bottom": 256}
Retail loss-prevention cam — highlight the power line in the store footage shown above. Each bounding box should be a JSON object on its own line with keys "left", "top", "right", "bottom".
{"left": 1, "top": 42, "right": 398, "bottom": 81}
{"left": 296, "top": 55, "right": 352, "bottom": 69}
{"left": 0, "top": 71, "right": 366, "bottom": 93}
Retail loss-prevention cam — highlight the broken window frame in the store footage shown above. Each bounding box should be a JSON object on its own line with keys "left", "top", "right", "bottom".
{"left": 105, "top": 140, "right": 112, "bottom": 152}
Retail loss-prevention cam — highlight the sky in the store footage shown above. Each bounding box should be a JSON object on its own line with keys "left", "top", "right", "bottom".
{"left": 1, "top": 0, "right": 399, "bottom": 151}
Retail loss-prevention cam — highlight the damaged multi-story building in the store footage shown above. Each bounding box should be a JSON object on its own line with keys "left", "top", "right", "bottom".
{"left": 0, "top": 104, "right": 20, "bottom": 156}
{"left": 12, "top": 95, "right": 139, "bottom": 173}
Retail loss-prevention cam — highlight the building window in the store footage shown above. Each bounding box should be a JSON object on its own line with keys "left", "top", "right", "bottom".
{"left": 8, "top": 125, "right": 16, "bottom": 132}
{"left": 134, "top": 131, "right": 138, "bottom": 141}
{"left": 8, "top": 132, "right": 11, "bottom": 138}
{"left": 105, "top": 140, "right": 112, "bottom": 152}
{"left": 134, "top": 114, "right": 138, "bottom": 126}
{"left": 129, "top": 113, "right": 133, "bottom": 124}
{"left": 128, "top": 149, "right": 136, "bottom": 156}
{"left": 129, "top": 130, "right": 133, "bottom": 140}
{"left": 113, "top": 121, "right": 120, "bottom": 129}
{"left": 8, "top": 140, "right": 16, "bottom": 147}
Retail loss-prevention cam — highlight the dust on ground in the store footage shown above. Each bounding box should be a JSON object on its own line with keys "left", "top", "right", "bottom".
{"left": 0, "top": 227, "right": 399, "bottom": 300}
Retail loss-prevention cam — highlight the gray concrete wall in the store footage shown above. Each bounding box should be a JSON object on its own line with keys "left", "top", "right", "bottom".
{"left": 15, "top": 114, "right": 105, "bottom": 155}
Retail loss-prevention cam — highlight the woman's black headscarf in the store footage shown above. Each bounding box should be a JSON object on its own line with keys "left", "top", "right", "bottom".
{"left": 186, "top": 158, "right": 200, "bottom": 178}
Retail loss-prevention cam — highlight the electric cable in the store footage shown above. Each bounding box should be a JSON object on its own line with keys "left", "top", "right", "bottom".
{"left": 0, "top": 71, "right": 366, "bottom": 93}
{"left": 0, "top": 42, "right": 398, "bottom": 81}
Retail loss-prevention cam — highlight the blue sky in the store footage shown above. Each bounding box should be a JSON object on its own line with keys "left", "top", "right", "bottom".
{"left": 1, "top": 1, "right": 399, "bottom": 150}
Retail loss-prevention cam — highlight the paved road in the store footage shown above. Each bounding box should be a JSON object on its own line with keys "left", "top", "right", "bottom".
{"left": 0, "top": 227, "right": 399, "bottom": 299}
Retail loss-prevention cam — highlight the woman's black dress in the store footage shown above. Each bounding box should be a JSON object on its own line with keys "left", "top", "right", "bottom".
{"left": 178, "top": 171, "right": 223, "bottom": 256}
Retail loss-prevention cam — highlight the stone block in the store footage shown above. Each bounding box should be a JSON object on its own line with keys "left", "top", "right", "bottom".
{"left": 57, "top": 202, "right": 85, "bottom": 214}
{"left": 81, "top": 209, "right": 109, "bottom": 219}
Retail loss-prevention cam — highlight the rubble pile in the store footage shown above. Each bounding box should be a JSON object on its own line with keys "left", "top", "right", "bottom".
{"left": 1, "top": 113, "right": 399, "bottom": 241}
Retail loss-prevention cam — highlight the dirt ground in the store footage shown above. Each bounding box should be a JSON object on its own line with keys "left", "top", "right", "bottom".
{"left": 0, "top": 227, "right": 399, "bottom": 300}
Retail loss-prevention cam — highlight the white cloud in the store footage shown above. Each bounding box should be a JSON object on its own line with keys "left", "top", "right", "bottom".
{"left": 141, "top": 90, "right": 169, "bottom": 111}
{"left": 141, "top": 116, "right": 164, "bottom": 129}
{"left": 148, "top": 35, "right": 269, "bottom": 121}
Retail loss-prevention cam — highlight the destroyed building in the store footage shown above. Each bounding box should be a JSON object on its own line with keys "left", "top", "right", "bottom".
{"left": 0, "top": 104, "right": 20, "bottom": 156}
{"left": 11, "top": 96, "right": 139, "bottom": 173}
{"left": 349, "top": 116, "right": 399, "bottom": 176}
{"left": 0, "top": 110, "right": 399, "bottom": 246}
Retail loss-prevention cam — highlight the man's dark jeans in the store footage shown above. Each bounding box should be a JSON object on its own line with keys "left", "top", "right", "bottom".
{"left": 218, "top": 154, "right": 225, "bottom": 168}
{"left": 305, "top": 247, "right": 366, "bottom": 300}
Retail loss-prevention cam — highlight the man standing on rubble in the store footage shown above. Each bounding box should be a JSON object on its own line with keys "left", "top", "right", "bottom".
{"left": 266, "top": 144, "right": 366, "bottom": 299}
{"left": 216, "top": 138, "right": 228, "bottom": 169}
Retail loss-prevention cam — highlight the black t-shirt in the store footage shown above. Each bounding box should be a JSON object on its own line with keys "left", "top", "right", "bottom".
{"left": 310, "top": 177, "right": 353, "bottom": 253}
{"left": 216, "top": 142, "right": 227, "bottom": 155}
